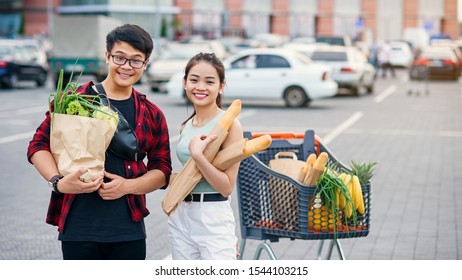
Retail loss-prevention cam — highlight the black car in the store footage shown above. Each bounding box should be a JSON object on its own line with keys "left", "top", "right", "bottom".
{"left": 0, "top": 39, "right": 48, "bottom": 89}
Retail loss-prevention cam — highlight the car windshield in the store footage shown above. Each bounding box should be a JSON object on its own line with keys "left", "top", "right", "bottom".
{"left": 315, "top": 37, "right": 345, "bottom": 46}
{"left": 311, "top": 51, "right": 347, "bottom": 61}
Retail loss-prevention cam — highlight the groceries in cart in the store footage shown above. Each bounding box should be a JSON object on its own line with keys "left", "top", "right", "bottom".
{"left": 237, "top": 131, "right": 375, "bottom": 242}
{"left": 236, "top": 131, "right": 376, "bottom": 259}
{"left": 265, "top": 146, "right": 374, "bottom": 235}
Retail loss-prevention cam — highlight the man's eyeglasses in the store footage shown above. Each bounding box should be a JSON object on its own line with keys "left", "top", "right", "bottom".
{"left": 109, "top": 54, "right": 146, "bottom": 69}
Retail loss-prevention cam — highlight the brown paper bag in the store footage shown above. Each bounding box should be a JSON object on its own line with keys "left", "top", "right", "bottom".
{"left": 268, "top": 152, "right": 306, "bottom": 231}
{"left": 268, "top": 152, "right": 305, "bottom": 180}
{"left": 50, "top": 113, "right": 116, "bottom": 182}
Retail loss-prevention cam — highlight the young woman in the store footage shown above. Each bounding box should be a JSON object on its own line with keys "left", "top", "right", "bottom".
{"left": 168, "top": 52, "right": 243, "bottom": 260}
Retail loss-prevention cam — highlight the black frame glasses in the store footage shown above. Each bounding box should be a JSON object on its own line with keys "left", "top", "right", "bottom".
{"left": 109, "top": 54, "right": 146, "bottom": 69}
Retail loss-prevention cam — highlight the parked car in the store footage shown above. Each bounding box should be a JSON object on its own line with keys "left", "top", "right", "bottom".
{"left": 409, "top": 46, "right": 461, "bottom": 81}
{"left": 429, "top": 40, "right": 462, "bottom": 69}
{"left": 253, "top": 33, "right": 288, "bottom": 48}
{"left": 218, "top": 36, "right": 259, "bottom": 55}
{"left": 282, "top": 42, "right": 329, "bottom": 58}
{"left": 20, "top": 38, "right": 50, "bottom": 71}
{"left": 147, "top": 42, "right": 219, "bottom": 92}
{"left": 310, "top": 45, "right": 375, "bottom": 95}
{"left": 0, "top": 39, "right": 48, "bottom": 89}
{"left": 389, "top": 41, "right": 414, "bottom": 68}
{"left": 167, "top": 48, "right": 338, "bottom": 107}
{"left": 314, "top": 35, "right": 352, "bottom": 47}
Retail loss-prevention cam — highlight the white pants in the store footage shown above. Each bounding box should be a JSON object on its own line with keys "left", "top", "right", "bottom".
{"left": 168, "top": 198, "right": 238, "bottom": 260}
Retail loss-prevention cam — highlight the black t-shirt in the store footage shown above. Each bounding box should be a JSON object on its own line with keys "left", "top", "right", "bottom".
{"left": 59, "top": 87, "right": 146, "bottom": 242}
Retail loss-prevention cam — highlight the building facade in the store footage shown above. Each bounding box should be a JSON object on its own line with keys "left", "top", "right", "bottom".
{"left": 0, "top": 0, "right": 459, "bottom": 44}
{"left": 175, "top": 0, "right": 459, "bottom": 44}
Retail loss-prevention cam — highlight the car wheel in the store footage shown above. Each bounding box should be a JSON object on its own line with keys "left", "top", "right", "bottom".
{"left": 6, "top": 74, "right": 19, "bottom": 89}
{"left": 352, "top": 79, "right": 364, "bottom": 96}
{"left": 36, "top": 71, "right": 48, "bottom": 87}
{"left": 284, "top": 86, "right": 308, "bottom": 107}
{"left": 366, "top": 83, "right": 374, "bottom": 94}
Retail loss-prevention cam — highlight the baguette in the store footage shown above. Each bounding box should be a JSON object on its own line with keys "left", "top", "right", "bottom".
{"left": 299, "top": 165, "right": 310, "bottom": 181}
{"left": 217, "top": 99, "right": 241, "bottom": 131}
{"left": 243, "top": 134, "right": 272, "bottom": 156}
{"left": 303, "top": 152, "right": 329, "bottom": 185}
{"left": 162, "top": 99, "right": 243, "bottom": 216}
{"left": 299, "top": 153, "right": 316, "bottom": 182}
{"left": 305, "top": 153, "right": 317, "bottom": 167}
{"left": 212, "top": 135, "right": 272, "bottom": 171}
{"left": 313, "top": 152, "right": 328, "bottom": 171}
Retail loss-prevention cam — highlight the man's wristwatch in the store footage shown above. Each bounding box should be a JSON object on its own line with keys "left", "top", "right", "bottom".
{"left": 48, "top": 175, "right": 64, "bottom": 194}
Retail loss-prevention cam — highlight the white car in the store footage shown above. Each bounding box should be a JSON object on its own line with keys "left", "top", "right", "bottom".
{"left": 282, "top": 42, "right": 330, "bottom": 58}
{"left": 310, "top": 45, "right": 375, "bottom": 95}
{"left": 389, "top": 41, "right": 414, "bottom": 68}
{"left": 167, "top": 48, "right": 338, "bottom": 107}
{"left": 147, "top": 42, "right": 216, "bottom": 92}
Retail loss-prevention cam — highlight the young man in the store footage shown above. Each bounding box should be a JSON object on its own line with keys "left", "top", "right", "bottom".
{"left": 27, "top": 24, "right": 171, "bottom": 260}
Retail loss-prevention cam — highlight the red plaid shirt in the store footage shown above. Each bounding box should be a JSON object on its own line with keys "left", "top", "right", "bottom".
{"left": 27, "top": 81, "right": 171, "bottom": 233}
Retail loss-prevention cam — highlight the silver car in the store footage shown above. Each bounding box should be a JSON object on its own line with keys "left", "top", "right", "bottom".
{"left": 310, "top": 45, "right": 375, "bottom": 95}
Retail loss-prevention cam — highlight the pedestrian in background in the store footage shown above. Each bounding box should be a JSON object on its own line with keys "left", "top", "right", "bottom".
{"left": 368, "top": 41, "right": 380, "bottom": 78}
{"left": 378, "top": 41, "right": 396, "bottom": 78}
{"left": 168, "top": 52, "right": 242, "bottom": 260}
{"left": 27, "top": 24, "right": 172, "bottom": 260}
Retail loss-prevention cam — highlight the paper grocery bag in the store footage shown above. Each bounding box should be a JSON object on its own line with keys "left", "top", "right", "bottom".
{"left": 50, "top": 113, "right": 116, "bottom": 182}
{"left": 268, "top": 152, "right": 306, "bottom": 231}
{"left": 268, "top": 151, "right": 305, "bottom": 180}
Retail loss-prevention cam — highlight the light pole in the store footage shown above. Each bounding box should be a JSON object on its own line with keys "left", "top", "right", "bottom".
{"left": 47, "top": 0, "right": 54, "bottom": 38}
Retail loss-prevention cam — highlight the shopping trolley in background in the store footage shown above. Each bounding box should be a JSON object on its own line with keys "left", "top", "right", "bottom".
{"left": 407, "top": 64, "right": 430, "bottom": 95}
{"left": 236, "top": 130, "right": 372, "bottom": 260}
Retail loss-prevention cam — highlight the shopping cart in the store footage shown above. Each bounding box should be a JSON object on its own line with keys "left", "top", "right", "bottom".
{"left": 236, "top": 130, "right": 372, "bottom": 260}
{"left": 407, "top": 65, "right": 430, "bottom": 95}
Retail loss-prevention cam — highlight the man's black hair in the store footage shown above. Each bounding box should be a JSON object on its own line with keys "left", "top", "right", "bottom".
{"left": 106, "top": 24, "right": 153, "bottom": 60}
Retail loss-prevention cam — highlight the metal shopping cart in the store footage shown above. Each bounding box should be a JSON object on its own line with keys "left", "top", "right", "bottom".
{"left": 408, "top": 65, "right": 430, "bottom": 95}
{"left": 236, "top": 130, "right": 372, "bottom": 260}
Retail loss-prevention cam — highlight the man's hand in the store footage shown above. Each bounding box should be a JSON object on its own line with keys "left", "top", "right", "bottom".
{"left": 99, "top": 171, "right": 128, "bottom": 200}
{"left": 58, "top": 168, "right": 103, "bottom": 194}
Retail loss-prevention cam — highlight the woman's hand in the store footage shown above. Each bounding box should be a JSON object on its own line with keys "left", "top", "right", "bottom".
{"left": 189, "top": 134, "right": 217, "bottom": 160}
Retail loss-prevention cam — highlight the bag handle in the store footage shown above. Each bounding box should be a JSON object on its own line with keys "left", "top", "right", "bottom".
{"left": 274, "top": 151, "right": 298, "bottom": 160}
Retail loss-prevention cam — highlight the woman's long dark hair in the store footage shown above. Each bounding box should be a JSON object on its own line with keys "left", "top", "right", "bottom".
{"left": 181, "top": 52, "right": 225, "bottom": 127}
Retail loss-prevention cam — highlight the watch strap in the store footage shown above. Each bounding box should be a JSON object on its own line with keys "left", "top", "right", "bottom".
{"left": 49, "top": 175, "right": 64, "bottom": 194}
